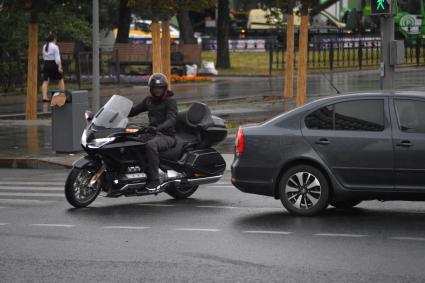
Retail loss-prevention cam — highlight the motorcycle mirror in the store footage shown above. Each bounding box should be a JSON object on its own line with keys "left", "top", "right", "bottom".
{"left": 85, "top": 110, "right": 94, "bottom": 122}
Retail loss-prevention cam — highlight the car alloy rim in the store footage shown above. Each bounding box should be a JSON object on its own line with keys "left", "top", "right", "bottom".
{"left": 285, "top": 172, "right": 321, "bottom": 209}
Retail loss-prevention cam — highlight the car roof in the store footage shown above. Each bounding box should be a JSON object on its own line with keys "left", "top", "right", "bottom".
{"left": 264, "top": 90, "right": 425, "bottom": 126}
{"left": 311, "top": 90, "right": 425, "bottom": 104}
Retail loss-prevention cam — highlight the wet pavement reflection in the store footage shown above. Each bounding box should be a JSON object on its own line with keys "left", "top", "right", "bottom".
{"left": 2, "top": 68, "right": 425, "bottom": 115}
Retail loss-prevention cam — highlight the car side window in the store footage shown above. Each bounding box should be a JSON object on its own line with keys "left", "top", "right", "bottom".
{"left": 394, "top": 99, "right": 425, "bottom": 133}
{"left": 334, "top": 100, "right": 384, "bottom": 131}
{"left": 305, "top": 105, "right": 334, "bottom": 130}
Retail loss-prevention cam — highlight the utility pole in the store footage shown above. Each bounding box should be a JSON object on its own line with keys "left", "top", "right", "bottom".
{"left": 92, "top": 0, "right": 100, "bottom": 111}
{"left": 380, "top": 16, "right": 395, "bottom": 90}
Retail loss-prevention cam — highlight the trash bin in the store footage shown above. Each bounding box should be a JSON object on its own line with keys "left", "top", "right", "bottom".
{"left": 51, "top": 90, "right": 88, "bottom": 153}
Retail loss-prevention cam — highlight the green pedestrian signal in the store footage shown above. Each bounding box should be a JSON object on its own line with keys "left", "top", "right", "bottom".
{"left": 370, "top": 0, "right": 391, "bottom": 15}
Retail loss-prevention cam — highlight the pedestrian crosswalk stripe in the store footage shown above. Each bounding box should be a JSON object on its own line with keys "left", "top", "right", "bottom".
{"left": 0, "top": 181, "right": 64, "bottom": 186}
{"left": 0, "top": 192, "right": 63, "bottom": 197}
{"left": 0, "top": 199, "right": 55, "bottom": 204}
{"left": 0, "top": 186, "right": 62, "bottom": 191}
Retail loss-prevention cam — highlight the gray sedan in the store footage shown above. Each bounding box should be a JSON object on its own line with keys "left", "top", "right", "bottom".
{"left": 231, "top": 91, "right": 425, "bottom": 215}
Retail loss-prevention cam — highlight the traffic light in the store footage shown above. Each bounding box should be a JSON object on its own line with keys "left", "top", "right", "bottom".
{"left": 370, "top": 0, "right": 391, "bottom": 15}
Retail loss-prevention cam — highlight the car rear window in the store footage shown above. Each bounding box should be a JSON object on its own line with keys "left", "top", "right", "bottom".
{"left": 305, "top": 99, "right": 385, "bottom": 131}
{"left": 305, "top": 105, "right": 333, "bottom": 129}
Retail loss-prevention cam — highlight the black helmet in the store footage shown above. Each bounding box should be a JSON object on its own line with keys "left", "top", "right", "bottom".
{"left": 148, "top": 73, "right": 168, "bottom": 98}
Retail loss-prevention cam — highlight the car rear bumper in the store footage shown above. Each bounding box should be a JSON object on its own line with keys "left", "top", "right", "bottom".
{"left": 231, "top": 155, "right": 275, "bottom": 197}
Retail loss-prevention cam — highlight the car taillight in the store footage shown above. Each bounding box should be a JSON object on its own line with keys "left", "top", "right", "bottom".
{"left": 235, "top": 128, "right": 245, "bottom": 154}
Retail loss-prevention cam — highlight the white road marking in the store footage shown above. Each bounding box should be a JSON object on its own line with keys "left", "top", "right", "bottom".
{"left": 314, "top": 233, "right": 367, "bottom": 238}
{"left": 0, "top": 186, "right": 62, "bottom": 191}
{"left": 391, "top": 237, "right": 425, "bottom": 241}
{"left": 0, "top": 199, "right": 55, "bottom": 204}
{"left": 102, "top": 226, "right": 150, "bottom": 230}
{"left": 30, "top": 224, "right": 75, "bottom": 228}
{"left": 0, "top": 223, "right": 8, "bottom": 226}
{"left": 243, "top": 230, "right": 292, "bottom": 235}
{"left": 174, "top": 228, "right": 220, "bottom": 232}
{"left": 137, "top": 204, "right": 175, "bottom": 207}
{"left": 0, "top": 181, "right": 64, "bottom": 186}
{"left": 0, "top": 192, "right": 63, "bottom": 197}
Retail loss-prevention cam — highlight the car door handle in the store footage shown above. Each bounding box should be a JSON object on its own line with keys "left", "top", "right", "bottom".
{"left": 396, "top": 141, "right": 413, "bottom": 147}
{"left": 315, "top": 138, "right": 330, "bottom": 145}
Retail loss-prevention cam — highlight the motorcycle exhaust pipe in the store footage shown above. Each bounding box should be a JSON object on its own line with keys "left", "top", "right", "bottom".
{"left": 184, "top": 175, "right": 223, "bottom": 186}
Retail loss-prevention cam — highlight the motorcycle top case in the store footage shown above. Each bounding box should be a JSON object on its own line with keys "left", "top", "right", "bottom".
{"left": 184, "top": 148, "right": 226, "bottom": 177}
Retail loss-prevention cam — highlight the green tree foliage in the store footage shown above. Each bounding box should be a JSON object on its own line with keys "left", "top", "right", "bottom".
{"left": 0, "top": 0, "right": 92, "bottom": 92}
{"left": 129, "top": 0, "right": 215, "bottom": 18}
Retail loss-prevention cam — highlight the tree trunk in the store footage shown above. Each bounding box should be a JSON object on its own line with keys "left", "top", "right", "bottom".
{"left": 116, "top": 0, "right": 131, "bottom": 44}
{"left": 284, "top": 0, "right": 295, "bottom": 99}
{"left": 25, "top": 22, "right": 38, "bottom": 120}
{"left": 216, "top": 0, "right": 230, "bottom": 69}
{"left": 177, "top": 10, "right": 197, "bottom": 44}
{"left": 161, "top": 19, "right": 171, "bottom": 88}
{"left": 296, "top": 3, "right": 309, "bottom": 106}
{"left": 151, "top": 15, "right": 162, "bottom": 73}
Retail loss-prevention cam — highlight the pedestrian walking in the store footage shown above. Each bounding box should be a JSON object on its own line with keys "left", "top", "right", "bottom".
{"left": 41, "top": 33, "right": 65, "bottom": 102}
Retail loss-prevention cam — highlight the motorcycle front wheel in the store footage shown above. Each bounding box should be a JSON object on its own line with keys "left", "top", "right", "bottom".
{"left": 65, "top": 165, "right": 103, "bottom": 208}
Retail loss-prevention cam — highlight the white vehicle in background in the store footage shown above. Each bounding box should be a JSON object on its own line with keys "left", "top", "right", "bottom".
{"left": 113, "top": 19, "right": 180, "bottom": 42}
{"left": 112, "top": 19, "right": 201, "bottom": 44}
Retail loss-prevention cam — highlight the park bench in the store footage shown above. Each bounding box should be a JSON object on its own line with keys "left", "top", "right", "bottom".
{"left": 110, "top": 43, "right": 202, "bottom": 83}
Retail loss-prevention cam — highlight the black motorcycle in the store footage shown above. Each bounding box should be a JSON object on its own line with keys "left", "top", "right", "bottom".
{"left": 65, "top": 95, "right": 227, "bottom": 208}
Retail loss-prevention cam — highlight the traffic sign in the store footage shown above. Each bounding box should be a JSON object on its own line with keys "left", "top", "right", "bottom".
{"left": 370, "top": 0, "right": 391, "bottom": 15}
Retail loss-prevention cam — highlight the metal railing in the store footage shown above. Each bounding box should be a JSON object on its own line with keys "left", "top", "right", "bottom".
{"left": 269, "top": 33, "right": 425, "bottom": 75}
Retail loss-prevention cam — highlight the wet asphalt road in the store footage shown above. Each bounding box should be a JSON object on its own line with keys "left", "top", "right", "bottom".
{"left": 0, "top": 169, "right": 425, "bottom": 282}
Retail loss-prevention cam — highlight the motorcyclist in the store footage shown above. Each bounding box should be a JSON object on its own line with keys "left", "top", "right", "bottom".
{"left": 128, "top": 73, "right": 177, "bottom": 191}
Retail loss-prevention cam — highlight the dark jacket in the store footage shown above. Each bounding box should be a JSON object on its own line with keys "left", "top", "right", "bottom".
{"left": 128, "top": 91, "right": 177, "bottom": 136}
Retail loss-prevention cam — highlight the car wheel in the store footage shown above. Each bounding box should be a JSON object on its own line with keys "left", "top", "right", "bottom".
{"left": 279, "top": 165, "right": 330, "bottom": 216}
{"left": 331, "top": 200, "right": 361, "bottom": 209}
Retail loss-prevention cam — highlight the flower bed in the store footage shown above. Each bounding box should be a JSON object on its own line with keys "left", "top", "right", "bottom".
{"left": 171, "top": 75, "right": 212, "bottom": 84}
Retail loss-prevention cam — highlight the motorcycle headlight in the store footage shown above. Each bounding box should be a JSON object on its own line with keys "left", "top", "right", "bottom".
{"left": 88, "top": 137, "right": 116, "bottom": 148}
{"left": 81, "top": 130, "right": 88, "bottom": 147}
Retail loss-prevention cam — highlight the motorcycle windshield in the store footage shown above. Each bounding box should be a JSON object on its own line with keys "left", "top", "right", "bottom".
{"left": 92, "top": 95, "right": 133, "bottom": 129}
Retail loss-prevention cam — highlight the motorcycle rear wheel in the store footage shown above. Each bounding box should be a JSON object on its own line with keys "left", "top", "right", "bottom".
{"left": 65, "top": 166, "right": 102, "bottom": 208}
{"left": 166, "top": 184, "right": 198, "bottom": 199}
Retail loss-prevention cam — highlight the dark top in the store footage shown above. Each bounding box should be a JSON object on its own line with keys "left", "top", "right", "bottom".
{"left": 128, "top": 92, "right": 178, "bottom": 136}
